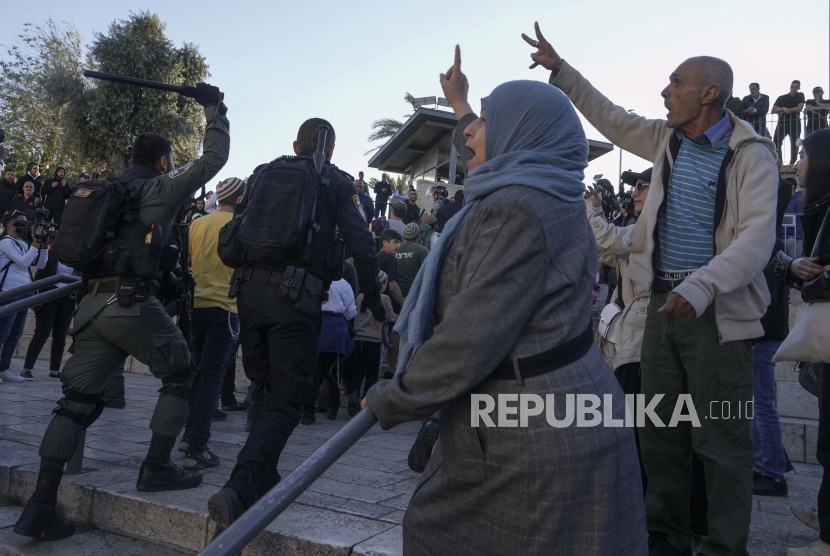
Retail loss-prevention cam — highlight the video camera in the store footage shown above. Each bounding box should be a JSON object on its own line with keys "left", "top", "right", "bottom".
{"left": 12, "top": 208, "right": 57, "bottom": 243}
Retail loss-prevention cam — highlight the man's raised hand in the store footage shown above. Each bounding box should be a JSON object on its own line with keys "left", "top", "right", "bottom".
{"left": 439, "top": 45, "right": 472, "bottom": 119}
{"left": 521, "top": 22, "right": 563, "bottom": 72}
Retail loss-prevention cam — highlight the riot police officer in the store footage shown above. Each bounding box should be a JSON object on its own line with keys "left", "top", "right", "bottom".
{"left": 207, "top": 118, "right": 384, "bottom": 535}
{"left": 14, "top": 84, "right": 229, "bottom": 541}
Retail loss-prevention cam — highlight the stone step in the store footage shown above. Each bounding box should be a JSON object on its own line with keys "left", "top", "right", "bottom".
{"left": 781, "top": 416, "right": 819, "bottom": 464}
{"left": 0, "top": 507, "right": 190, "bottom": 555}
{"left": 0, "top": 444, "right": 403, "bottom": 555}
{"left": 776, "top": 378, "right": 819, "bottom": 420}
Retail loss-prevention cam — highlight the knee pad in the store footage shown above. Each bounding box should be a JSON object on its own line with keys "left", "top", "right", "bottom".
{"left": 159, "top": 366, "right": 197, "bottom": 399}
{"left": 53, "top": 389, "right": 105, "bottom": 429}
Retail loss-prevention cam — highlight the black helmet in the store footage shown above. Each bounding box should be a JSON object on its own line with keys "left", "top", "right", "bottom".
{"left": 429, "top": 185, "right": 449, "bottom": 198}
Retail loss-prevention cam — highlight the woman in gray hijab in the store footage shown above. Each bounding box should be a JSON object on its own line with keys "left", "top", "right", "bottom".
{"left": 363, "top": 47, "right": 647, "bottom": 555}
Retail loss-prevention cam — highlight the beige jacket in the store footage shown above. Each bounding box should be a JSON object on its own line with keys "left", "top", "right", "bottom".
{"left": 587, "top": 203, "right": 649, "bottom": 369}
{"left": 552, "top": 62, "right": 778, "bottom": 342}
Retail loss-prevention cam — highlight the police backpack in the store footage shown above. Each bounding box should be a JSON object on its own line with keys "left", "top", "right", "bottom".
{"left": 236, "top": 155, "right": 324, "bottom": 264}
{"left": 52, "top": 179, "right": 131, "bottom": 272}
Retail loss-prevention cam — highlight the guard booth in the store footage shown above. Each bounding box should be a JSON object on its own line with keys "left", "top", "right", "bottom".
{"left": 368, "top": 106, "right": 615, "bottom": 213}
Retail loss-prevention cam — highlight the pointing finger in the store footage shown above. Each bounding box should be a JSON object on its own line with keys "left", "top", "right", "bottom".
{"left": 521, "top": 32, "right": 538, "bottom": 47}
{"left": 534, "top": 21, "right": 546, "bottom": 43}
{"left": 529, "top": 61, "right": 539, "bottom": 69}
{"left": 454, "top": 44, "right": 461, "bottom": 69}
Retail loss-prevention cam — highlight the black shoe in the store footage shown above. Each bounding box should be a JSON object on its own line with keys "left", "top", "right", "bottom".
{"left": 104, "top": 398, "right": 126, "bottom": 409}
{"left": 754, "top": 475, "right": 788, "bottom": 497}
{"left": 222, "top": 400, "right": 247, "bottom": 412}
{"left": 301, "top": 410, "right": 316, "bottom": 425}
{"left": 136, "top": 460, "right": 203, "bottom": 492}
{"left": 648, "top": 533, "right": 692, "bottom": 556}
{"left": 326, "top": 407, "right": 338, "bottom": 420}
{"left": 408, "top": 419, "right": 439, "bottom": 473}
{"left": 184, "top": 447, "right": 220, "bottom": 470}
{"left": 213, "top": 409, "right": 227, "bottom": 421}
{"left": 347, "top": 391, "right": 359, "bottom": 417}
{"left": 208, "top": 487, "right": 246, "bottom": 542}
{"left": 13, "top": 502, "right": 75, "bottom": 541}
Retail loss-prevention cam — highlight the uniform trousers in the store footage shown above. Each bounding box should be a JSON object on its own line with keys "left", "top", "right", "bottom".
{"left": 223, "top": 280, "right": 320, "bottom": 509}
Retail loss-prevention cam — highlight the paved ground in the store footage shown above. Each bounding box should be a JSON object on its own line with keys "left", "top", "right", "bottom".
{"left": 0, "top": 360, "right": 825, "bottom": 555}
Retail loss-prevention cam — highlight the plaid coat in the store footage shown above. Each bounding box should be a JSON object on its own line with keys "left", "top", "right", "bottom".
{"left": 366, "top": 185, "right": 648, "bottom": 555}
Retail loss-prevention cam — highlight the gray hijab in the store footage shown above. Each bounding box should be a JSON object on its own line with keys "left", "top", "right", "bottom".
{"left": 393, "top": 80, "right": 588, "bottom": 374}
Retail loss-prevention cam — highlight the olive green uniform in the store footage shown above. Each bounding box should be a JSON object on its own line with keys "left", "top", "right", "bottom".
{"left": 38, "top": 104, "right": 230, "bottom": 463}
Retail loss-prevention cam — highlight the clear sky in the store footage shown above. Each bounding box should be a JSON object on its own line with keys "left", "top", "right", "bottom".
{"left": 4, "top": 0, "right": 829, "bottom": 192}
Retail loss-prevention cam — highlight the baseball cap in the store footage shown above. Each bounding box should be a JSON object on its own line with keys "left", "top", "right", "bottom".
{"left": 814, "top": 86, "right": 824, "bottom": 94}
{"left": 620, "top": 168, "right": 653, "bottom": 187}
{"left": 79, "top": 172, "right": 90, "bottom": 179}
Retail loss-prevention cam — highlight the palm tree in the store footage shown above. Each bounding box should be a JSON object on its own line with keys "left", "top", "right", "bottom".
{"left": 365, "top": 92, "right": 419, "bottom": 155}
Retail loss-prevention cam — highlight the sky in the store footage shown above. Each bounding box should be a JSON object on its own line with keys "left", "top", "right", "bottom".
{"left": 4, "top": 0, "right": 829, "bottom": 194}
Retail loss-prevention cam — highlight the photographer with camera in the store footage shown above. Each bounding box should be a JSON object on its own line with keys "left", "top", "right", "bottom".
{"left": 41, "top": 167, "right": 72, "bottom": 225}
{"left": 9, "top": 182, "right": 43, "bottom": 215}
{"left": 0, "top": 211, "right": 49, "bottom": 385}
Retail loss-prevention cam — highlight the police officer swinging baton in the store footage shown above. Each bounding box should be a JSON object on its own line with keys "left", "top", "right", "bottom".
{"left": 83, "top": 70, "right": 224, "bottom": 100}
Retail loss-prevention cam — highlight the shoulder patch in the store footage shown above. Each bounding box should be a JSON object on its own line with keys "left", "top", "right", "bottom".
{"left": 352, "top": 195, "right": 367, "bottom": 221}
{"left": 168, "top": 162, "right": 193, "bottom": 179}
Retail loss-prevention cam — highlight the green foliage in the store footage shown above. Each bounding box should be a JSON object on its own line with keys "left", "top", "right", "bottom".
{"left": 0, "top": 12, "right": 210, "bottom": 179}
{"left": 0, "top": 20, "right": 85, "bottom": 176}
{"left": 65, "top": 11, "right": 209, "bottom": 174}
{"left": 365, "top": 92, "right": 418, "bottom": 155}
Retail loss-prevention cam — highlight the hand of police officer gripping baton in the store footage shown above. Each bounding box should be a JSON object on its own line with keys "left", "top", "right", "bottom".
{"left": 195, "top": 83, "right": 222, "bottom": 107}
{"left": 521, "top": 22, "right": 563, "bottom": 72}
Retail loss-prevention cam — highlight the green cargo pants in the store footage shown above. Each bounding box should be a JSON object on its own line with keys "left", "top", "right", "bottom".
{"left": 39, "top": 281, "right": 193, "bottom": 463}
{"left": 640, "top": 290, "right": 753, "bottom": 556}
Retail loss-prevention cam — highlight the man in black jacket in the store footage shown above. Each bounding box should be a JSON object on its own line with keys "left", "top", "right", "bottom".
{"left": 0, "top": 169, "right": 18, "bottom": 216}
{"left": 41, "top": 167, "right": 72, "bottom": 224}
{"left": 435, "top": 189, "right": 463, "bottom": 232}
{"left": 373, "top": 173, "right": 393, "bottom": 218}
{"left": 403, "top": 188, "right": 421, "bottom": 224}
{"left": 15, "top": 162, "right": 42, "bottom": 196}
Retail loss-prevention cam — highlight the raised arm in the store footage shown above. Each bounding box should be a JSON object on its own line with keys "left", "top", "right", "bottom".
{"left": 522, "top": 22, "right": 670, "bottom": 162}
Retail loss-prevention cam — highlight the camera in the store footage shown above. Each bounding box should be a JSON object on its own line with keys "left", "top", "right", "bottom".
{"left": 12, "top": 209, "right": 57, "bottom": 242}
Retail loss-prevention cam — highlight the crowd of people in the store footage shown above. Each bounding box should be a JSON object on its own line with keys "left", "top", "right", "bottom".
{"left": 0, "top": 19, "right": 828, "bottom": 556}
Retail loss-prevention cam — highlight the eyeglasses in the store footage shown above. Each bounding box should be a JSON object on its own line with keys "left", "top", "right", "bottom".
{"left": 633, "top": 183, "right": 650, "bottom": 192}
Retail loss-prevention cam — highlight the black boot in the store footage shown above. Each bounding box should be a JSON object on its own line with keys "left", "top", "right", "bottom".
{"left": 136, "top": 460, "right": 203, "bottom": 492}
{"left": 408, "top": 418, "right": 439, "bottom": 473}
{"left": 14, "top": 466, "right": 76, "bottom": 540}
{"left": 208, "top": 487, "right": 246, "bottom": 545}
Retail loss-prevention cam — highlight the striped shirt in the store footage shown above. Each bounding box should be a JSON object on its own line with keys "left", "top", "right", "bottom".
{"left": 655, "top": 129, "right": 731, "bottom": 272}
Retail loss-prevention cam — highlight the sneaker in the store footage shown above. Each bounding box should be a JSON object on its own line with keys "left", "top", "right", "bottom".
{"left": 184, "top": 447, "right": 220, "bottom": 470}
{"left": 222, "top": 399, "right": 247, "bottom": 412}
{"left": 347, "top": 391, "right": 359, "bottom": 417}
{"left": 792, "top": 506, "right": 821, "bottom": 531}
{"left": 20, "top": 370, "right": 34, "bottom": 381}
{"left": 136, "top": 460, "right": 202, "bottom": 492}
{"left": 408, "top": 419, "right": 439, "bottom": 473}
{"left": 788, "top": 540, "right": 830, "bottom": 556}
{"left": 213, "top": 409, "right": 227, "bottom": 421}
{"left": 301, "top": 410, "right": 316, "bottom": 425}
{"left": 178, "top": 440, "right": 189, "bottom": 453}
{"left": 754, "top": 475, "right": 788, "bottom": 497}
{"left": 648, "top": 533, "right": 692, "bottom": 556}
{"left": 0, "top": 369, "right": 25, "bottom": 383}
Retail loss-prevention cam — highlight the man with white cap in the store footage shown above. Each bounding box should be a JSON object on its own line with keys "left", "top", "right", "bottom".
{"left": 179, "top": 177, "right": 246, "bottom": 470}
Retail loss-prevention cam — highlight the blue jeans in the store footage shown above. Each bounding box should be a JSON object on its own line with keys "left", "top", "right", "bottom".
{"left": 183, "top": 307, "right": 240, "bottom": 451}
{"left": 0, "top": 294, "right": 29, "bottom": 372}
{"left": 751, "top": 340, "right": 786, "bottom": 481}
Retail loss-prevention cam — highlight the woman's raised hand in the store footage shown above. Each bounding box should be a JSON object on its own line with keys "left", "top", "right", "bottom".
{"left": 521, "top": 22, "right": 563, "bottom": 72}
{"left": 439, "top": 45, "right": 473, "bottom": 119}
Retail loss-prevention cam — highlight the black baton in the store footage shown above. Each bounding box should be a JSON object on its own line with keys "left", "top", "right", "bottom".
{"left": 83, "top": 70, "right": 224, "bottom": 100}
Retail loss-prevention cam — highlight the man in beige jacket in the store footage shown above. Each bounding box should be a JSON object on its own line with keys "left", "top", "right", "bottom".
{"left": 524, "top": 23, "right": 778, "bottom": 556}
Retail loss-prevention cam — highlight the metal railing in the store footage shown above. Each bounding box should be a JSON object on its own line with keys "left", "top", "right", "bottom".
{"left": 734, "top": 110, "right": 827, "bottom": 166}
{"left": 198, "top": 409, "right": 379, "bottom": 556}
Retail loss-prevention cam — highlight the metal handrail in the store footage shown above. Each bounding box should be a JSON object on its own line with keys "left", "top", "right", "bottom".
{"left": 198, "top": 408, "right": 379, "bottom": 556}
{"left": 0, "top": 277, "right": 82, "bottom": 319}
{"left": 0, "top": 274, "right": 81, "bottom": 304}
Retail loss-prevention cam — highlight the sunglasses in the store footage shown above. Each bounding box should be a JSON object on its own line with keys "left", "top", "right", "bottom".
{"left": 633, "top": 183, "right": 650, "bottom": 192}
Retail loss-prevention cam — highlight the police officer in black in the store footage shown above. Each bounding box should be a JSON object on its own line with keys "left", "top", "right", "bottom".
{"left": 14, "top": 83, "right": 229, "bottom": 541}
{"left": 208, "top": 118, "right": 384, "bottom": 534}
